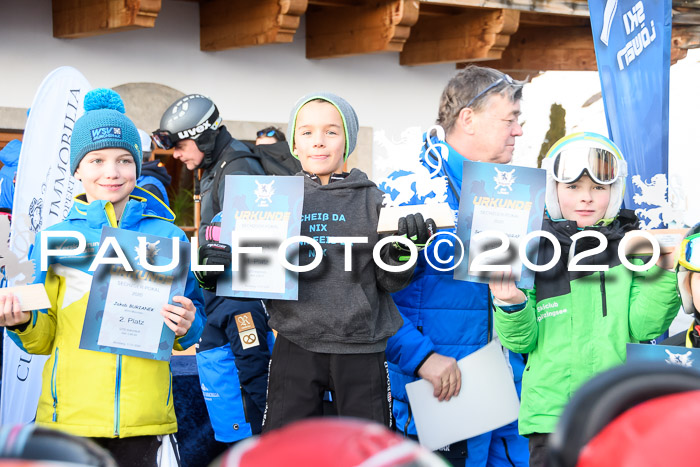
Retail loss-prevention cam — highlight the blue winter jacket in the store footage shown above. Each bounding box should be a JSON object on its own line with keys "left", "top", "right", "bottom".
{"left": 137, "top": 160, "right": 172, "bottom": 207}
{"left": 0, "top": 139, "right": 21, "bottom": 210}
{"left": 379, "top": 135, "right": 526, "bottom": 437}
{"left": 195, "top": 211, "right": 275, "bottom": 443}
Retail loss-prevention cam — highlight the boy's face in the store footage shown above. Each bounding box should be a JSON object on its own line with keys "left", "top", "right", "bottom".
{"left": 293, "top": 101, "right": 346, "bottom": 185}
{"left": 556, "top": 174, "right": 611, "bottom": 227}
{"left": 74, "top": 147, "right": 136, "bottom": 210}
{"left": 691, "top": 273, "right": 700, "bottom": 311}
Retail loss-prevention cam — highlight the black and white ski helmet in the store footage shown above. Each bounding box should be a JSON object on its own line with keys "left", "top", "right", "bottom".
{"left": 153, "top": 94, "right": 222, "bottom": 150}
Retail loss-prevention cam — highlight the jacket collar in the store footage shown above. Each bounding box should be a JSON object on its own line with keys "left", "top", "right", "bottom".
{"left": 443, "top": 142, "right": 466, "bottom": 190}
{"left": 420, "top": 134, "right": 466, "bottom": 190}
{"left": 68, "top": 186, "right": 176, "bottom": 230}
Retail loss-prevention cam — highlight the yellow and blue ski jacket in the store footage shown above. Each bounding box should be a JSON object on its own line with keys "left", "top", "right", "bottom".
{"left": 7, "top": 187, "right": 205, "bottom": 438}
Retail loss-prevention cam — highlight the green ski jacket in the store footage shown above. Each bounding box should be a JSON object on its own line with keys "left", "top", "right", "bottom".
{"left": 494, "top": 212, "right": 680, "bottom": 435}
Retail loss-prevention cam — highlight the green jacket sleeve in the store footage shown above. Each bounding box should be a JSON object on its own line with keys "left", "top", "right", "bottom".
{"left": 494, "top": 286, "right": 539, "bottom": 354}
{"left": 628, "top": 262, "right": 681, "bottom": 341}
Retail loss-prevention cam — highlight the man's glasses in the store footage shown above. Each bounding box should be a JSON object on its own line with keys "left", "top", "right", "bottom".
{"left": 257, "top": 129, "right": 278, "bottom": 138}
{"left": 464, "top": 73, "right": 516, "bottom": 109}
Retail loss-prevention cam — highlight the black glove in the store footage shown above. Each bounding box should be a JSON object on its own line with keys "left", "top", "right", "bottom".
{"left": 388, "top": 213, "right": 437, "bottom": 262}
{"left": 194, "top": 242, "right": 231, "bottom": 290}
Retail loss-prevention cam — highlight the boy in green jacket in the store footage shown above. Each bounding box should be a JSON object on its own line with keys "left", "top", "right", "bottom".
{"left": 489, "top": 132, "right": 680, "bottom": 467}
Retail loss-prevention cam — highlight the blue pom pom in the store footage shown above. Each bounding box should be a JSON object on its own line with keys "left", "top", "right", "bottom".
{"left": 83, "top": 88, "right": 125, "bottom": 114}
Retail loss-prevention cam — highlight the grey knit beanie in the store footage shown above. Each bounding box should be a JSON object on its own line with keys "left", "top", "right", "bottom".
{"left": 287, "top": 92, "right": 359, "bottom": 161}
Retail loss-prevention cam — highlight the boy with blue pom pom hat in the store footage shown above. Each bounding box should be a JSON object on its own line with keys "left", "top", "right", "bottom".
{"left": 0, "top": 88, "right": 205, "bottom": 466}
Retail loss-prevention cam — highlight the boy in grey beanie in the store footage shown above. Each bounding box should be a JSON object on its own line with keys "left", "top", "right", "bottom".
{"left": 261, "top": 93, "right": 435, "bottom": 431}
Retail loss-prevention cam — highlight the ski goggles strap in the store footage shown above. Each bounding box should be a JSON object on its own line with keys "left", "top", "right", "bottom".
{"left": 152, "top": 130, "right": 176, "bottom": 150}
{"left": 678, "top": 233, "right": 700, "bottom": 272}
{"left": 551, "top": 146, "right": 620, "bottom": 185}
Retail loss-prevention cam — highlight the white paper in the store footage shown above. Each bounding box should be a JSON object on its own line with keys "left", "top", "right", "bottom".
{"left": 97, "top": 274, "right": 172, "bottom": 353}
{"left": 468, "top": 204, "right": 530, "bottom": 281}
{"left": 405, "top": 340, "right": 520, "bottom": 451}
{"left": 230, "top": 220, "right": 288, "bottom": 294}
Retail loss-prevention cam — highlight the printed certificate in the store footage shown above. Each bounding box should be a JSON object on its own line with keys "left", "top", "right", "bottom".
{"left": 454, "top": 160, "right": 546, "bottom": 289}
{"left": 79, "top": 227, "right": 190, "bottom": 361}
{"left": 217, "top": 175, "right": 304, "bottom": 300}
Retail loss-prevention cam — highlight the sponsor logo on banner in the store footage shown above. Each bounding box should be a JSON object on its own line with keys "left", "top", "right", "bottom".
{"left": 616, "top": 1, "right": 658, "bottom": 70}
{"left": 1, "top": 66, "right": 89, "bottom": 425}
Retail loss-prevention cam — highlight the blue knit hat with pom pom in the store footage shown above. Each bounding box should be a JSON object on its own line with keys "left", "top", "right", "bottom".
{"left": 70, "top": 88, "right": 142, "bottom": 177}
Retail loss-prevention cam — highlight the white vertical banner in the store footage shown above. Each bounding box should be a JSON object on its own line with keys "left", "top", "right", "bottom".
{"left": 1, "top": 66, "right": 89, "bottom": 424}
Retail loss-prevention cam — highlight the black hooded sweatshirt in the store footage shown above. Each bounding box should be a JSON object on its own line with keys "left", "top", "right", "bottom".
{"left": 268, "top": 169, "right": 413, "bottom": 354}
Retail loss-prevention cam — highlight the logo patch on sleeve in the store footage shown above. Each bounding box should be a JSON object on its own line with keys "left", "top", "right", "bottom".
{"left": 235, "top": 312, "right": 255, "bottom": 332}
{"left": 91, "top": 127, "right": 123, "bottom": 141}
{"left": 240, "top": 329, "right": 259, "bottom": 349}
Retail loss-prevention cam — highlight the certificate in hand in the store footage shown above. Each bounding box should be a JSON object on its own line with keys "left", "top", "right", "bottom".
{"left": 79, "top": 227, "right": 190, "bottom": 361}
{"left": 454, "top": 160, "right": 546, "bottom": 289}
{"left": 216, "top": 175, "right": 304, "bottom": 300}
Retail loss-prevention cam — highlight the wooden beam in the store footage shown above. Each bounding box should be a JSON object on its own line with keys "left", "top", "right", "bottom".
{"left": 53, "top": 0, "right": 161, "bottom": 38}
{"left": 673, "top": 7, "right": 700, "bottom": 26}
{"left": 420, "top": 0, "right": 589, "bottom": 17}
{"left": 476, "top": 26, "right": 596, "bottom": 74}
{"left": 200, "top": 0, "right": 308, "bottom": 51}
{"left": 400, "top": 8, "right": 519, "bottom": 66}
{"left": 671, "top": 26, "right": 700, "bottom": 63}
{"left": 308, "top": 0, "right": 357, "bottom": 6}
{"left": 477, "top": 24, "right": 698, "bottom": 75}
{"left": 306, "top": 0, "right": 420, "bottom": 59}
{"left": 420, "top": 0, "right": 700, "bottom": 20}
{"left": 519, "top": 11, "right": 590, "bottom": 27}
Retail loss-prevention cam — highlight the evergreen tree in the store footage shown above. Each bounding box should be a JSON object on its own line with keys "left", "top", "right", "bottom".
{"left": 537, "top": 103, "right": 566, "bottom": 168}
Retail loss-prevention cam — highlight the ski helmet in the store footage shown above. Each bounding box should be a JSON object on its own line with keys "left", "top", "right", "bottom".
{"left": 542, "top": 132, "right": 627, "bottom": 221}
{"left": 152, "top": 94, "right": 222, "bottom": 160}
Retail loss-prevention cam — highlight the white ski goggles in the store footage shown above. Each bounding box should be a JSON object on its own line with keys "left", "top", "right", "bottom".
{"left": 679, "top": 233, "right": 700, "bottom": 273}
{"left": 550, "top": 146, "right": 622, "bottom": 185}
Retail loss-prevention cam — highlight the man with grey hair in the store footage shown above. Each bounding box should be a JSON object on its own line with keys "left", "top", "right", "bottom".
{"left": 436, "top": 65, "right": 523, "bottom": 164}
{"left": 379, "top": 65, "right": 529, "bottom": 466}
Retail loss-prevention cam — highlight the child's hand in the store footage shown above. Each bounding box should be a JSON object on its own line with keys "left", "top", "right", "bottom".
{"left": 195, "top": 242, "right": 231, "bottom": 289}
{"left": 656, "top": 246, "right": 677, "bottom": 271}
{"left": 161, "top": 296, "right": 196, "bottom": 337}
{"left": 398, "top": 213, "right": 436, "bottom": 251}
{"left": 489, "top": 271, "right": 526, "bottom": 304}
{"left": 0, "top": 293, "right": 31, "bottom": 328}
{"left": 388, "top": 214, "right": 437, "bottom": 262}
